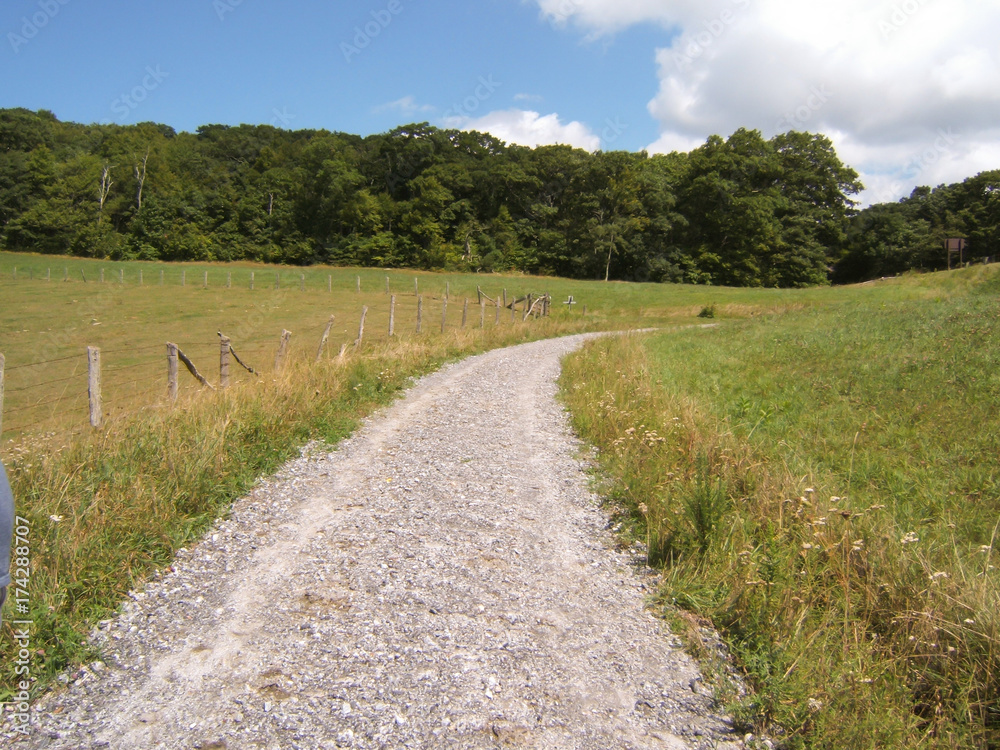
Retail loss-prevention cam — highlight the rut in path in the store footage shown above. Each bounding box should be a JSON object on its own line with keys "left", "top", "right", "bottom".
{"left": 8, "top": 333, "right": 742, "bottom": 750}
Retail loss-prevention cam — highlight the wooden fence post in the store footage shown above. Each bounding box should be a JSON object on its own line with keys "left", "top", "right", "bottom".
{"left": 63, "top": 267, "right": 68, "bottom": 282}
{"left": 328, "top": 275, "right": 332, "bottom": 293}
{"left": 416, "top": 295, "right": 423, "bottom": 333}
{"left": 316, "top": 315, "right": 336, "bottom": 362}
{"left": 204, "top": 271, "right": 208, "bottom": 288}
{"left": 219, "top": 335, "right": 231, "bottom": 389}
{"left": 441, "top": 298, "right": 448, "bottom": 333}
{"left": 385, "top": 276, "right": 390, "bottom": 295}
{"left": 139, "top": 269, "right": 143, "bottom": 285}
{"left": 477, "top": 286, "right": 482, "bottom": 305}
{"left": 356, "top": 276, "right": 361, "bottom": 294}
{"left": 274, "top": 271, "right": 280, "bottom": 290}
{"left": 274, "top": 330, "right": 292, "bottom": 371}
{"left": 446, "top": 281, "right": 450, "bottom": 301}
{"left": 159, "top": 269, "right": 164, "bottom": 285}
{"left": 227, "top": 271, "right": 232, "bottom": 289}
{"left": 355, "top": 307, "right": 368, "bottom": 348}
{"left": 167, "top": 343, "right": 179, "bottom": 402}
{"left": 481, "top": 299, "right": 486, "bottom": 329}
{"left": 300, "top": 274, "right": 305, "bottom": 291}
{"left": 0, "top": 352, "right": 5, "bottom": 439}
{"left": 389, "top": 295, "right": 396, "bottom": 337}
{"left": 120, "top": 269, "right": 124, "bottom": 284}
{"left": 414, "top": 277, "right": 419, "bottom": 296}
{"left": 87, "top": 346, "right": 102, "bottom": 428}
{"left": 100, "top": 268, "right": 104, "bottom": 283}
{"left": 250, "top": 271, "right": 255, "bottom": 290}
{"left": 462, "top": 298, "right": 469, "bottom": 328}
{"left": 181, "top": 270, "right": 186, "bottom": 287}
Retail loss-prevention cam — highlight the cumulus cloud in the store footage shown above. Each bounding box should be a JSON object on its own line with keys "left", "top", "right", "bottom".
{"left": 535, "top": 0, "right": 1000, "bottom": 204}
{"left": 449, "top": 108, "right": 601, "bottom": 150}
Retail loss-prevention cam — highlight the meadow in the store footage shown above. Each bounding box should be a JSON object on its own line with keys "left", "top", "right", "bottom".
{"left": 2, "top": 251, "right": 997, "bottom": 748}
{"left": 561, "top": 264, "right": 1000, "bottom": 748}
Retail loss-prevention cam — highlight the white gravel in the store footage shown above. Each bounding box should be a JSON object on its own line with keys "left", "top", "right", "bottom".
{"left": 4, "top": 333, "right": 743, "bottom": 749}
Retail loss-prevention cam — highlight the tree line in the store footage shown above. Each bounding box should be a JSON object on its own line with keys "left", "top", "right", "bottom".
{"left": 0, "top": 108, "right": 995, "bottom": 285}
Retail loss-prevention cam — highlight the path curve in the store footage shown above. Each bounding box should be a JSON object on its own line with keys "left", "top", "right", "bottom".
{"left": 10, "top": 334, "right": 741, "bottom": 750}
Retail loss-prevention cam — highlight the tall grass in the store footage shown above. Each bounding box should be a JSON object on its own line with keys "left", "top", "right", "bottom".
{"left": 560, "top": 266, "right": 1000, "bottom": 748}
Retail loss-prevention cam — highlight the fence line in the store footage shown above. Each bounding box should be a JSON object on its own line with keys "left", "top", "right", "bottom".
{"left": 0, "top": 263, "right": 571, "bottom": 303}
{"left": 0, "top": 291, "right": 556, "bottom": 440}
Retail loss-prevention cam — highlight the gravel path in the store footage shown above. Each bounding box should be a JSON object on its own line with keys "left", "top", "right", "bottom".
{"left": 6, "top": 333, "right": 742, "bottom": 750}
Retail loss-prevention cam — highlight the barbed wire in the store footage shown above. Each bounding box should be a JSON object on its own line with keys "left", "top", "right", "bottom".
{"left": 5, "top": 373, "right": 84, "bottom": 393}
{"left": 5, "top": 393, "right": 86, "bottom": 414}
{"left": 4, "top": 353, "right": 84, "bottom": 371}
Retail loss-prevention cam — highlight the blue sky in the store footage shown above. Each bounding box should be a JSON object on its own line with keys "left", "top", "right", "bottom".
{"left": 3, "top": 0, "right": 999, "bottom": 205}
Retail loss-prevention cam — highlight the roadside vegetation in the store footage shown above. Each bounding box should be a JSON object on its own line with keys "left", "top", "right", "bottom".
{"left": 0, "top": 302, "right": 594, "bottom": 699}
{"left": 561, "top": 265, "right": 1000, "bottom": 748}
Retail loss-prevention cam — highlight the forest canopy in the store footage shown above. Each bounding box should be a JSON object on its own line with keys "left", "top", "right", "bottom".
{"left": 1, "top": 108, "right": 996, "bottom": 285}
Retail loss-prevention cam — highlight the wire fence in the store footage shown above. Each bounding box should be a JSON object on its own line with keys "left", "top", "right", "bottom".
{"left": 0, "top": 286, "right": 557, "bottom": 441}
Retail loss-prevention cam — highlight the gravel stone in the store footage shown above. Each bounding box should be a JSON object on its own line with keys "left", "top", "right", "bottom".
{"left": 4, "top": 334, "right": 743, "bottom": 749}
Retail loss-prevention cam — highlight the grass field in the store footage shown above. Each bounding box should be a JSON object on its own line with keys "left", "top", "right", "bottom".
{"left": 561, "top": 264, "right": 1000, "bottom": 748}
{"left": 0, "top": 251, "right": 902, "bottom": 439}
{"left": 3, "top": 251, "right": 997, "bottom": 748}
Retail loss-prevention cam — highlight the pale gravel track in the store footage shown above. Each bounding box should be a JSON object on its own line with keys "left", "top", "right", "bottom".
{"left": 4, "top": 333, "right": 742, "bottom": 750}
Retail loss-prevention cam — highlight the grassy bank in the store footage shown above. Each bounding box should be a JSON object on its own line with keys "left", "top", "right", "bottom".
{"left": 560, "top": 266, "right": 1000, "bottom": 748}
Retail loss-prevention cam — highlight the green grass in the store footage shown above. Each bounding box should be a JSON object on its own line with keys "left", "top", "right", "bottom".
{"left": 560, "top": 264, "right": 1000, "bottom": 749}
{"left": 0, "top": 254, "right": 601, "bottom": 438}
{"left": 1, "top": 250, "right": 915, "bottom": 438}
{"left": 4, "top": 249, "right": 998, "bottom": 746}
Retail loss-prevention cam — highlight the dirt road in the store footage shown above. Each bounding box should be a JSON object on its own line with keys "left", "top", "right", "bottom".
{"left": 8, "top": 334, "right": 741, "bottom": 749}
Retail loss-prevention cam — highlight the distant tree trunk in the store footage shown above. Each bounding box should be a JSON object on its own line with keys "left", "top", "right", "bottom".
{"left": 98, "top": 164, "right": 114, "bottom": 225}
{"left": 134, "top": 149, "right": 149, "bottom": 211}
{"left": 604, "top": 230, "right": 617, "bottom": 282}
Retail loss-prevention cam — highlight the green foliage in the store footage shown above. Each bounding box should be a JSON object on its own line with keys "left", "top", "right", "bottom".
{"left": 561, "top": 265, "right": 1000, "bottom": 748}
{"left": 838, "top": 171, "right": 1000, "bottom": 282}
{"left": 0, "top": 109, "right": 868, "bottom": 287}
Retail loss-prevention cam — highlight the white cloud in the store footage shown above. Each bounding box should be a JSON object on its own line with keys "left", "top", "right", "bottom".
{"left": 451, "top": 108, "right": 601, "bottom": 150}
{"left": 536, "top": 0, "right": 1000, "bottom": 205}
{"left": 374, "top": 95, "right": 434, "bottom": 116}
